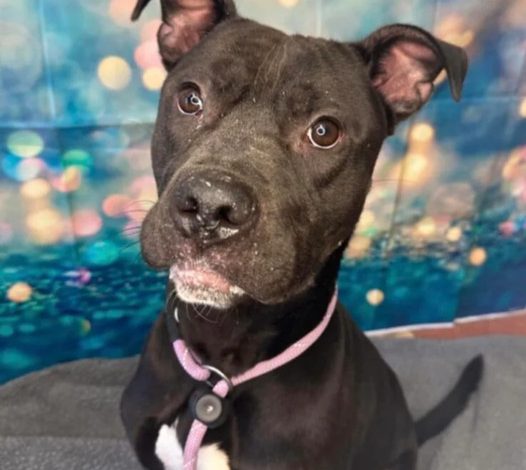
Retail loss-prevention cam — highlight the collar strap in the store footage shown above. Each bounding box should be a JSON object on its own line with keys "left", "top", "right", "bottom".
{"left": 168, "top": 290, "right": 338, "bottom": 470}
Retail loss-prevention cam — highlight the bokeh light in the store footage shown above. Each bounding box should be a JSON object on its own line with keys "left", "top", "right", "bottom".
{"left": 499, "top": 220, "right": 516, "bottom": 236}
{"left": 134, "top": 40, "right": 163, "bottom": 69}
{"left": 502, "top": 147, "right": 526, "bottom": 181}
{"left": 72, "top": 209, "right": 103, "bottom": 237}
{"left": 142, "top": 67, "right": 166, "bottom": 91}
{"left": 436, "top": 14, "right": 474, "bottom": 48}
{"left": 108, "top": 0, "right": 136, "bottom": 26}
{"left": 20, "top": 178, "right": 51, "bottom": 199}
{"left": 7, "top": 282, "right": 33, "bottom": 303}
{"left": 409, "top": 123, "right": 435, "bottom": 143}
{"left": 519, "top": 99, "right": 526, "bottom": 118}
{"left": 81, "top": 319, "right": 92, "bottom": 335}
{"left": 415, "top": 217, "right": 437, "bottom": 238}
{"left": 102, "top": 194, "right": 132, "bottom": 217}
{"left": 64, "top": 268, "right": 92, "bottom": 287}
{"left": 2, "top": 155, "right": 44, "bottom": 181}
{"left": 400, "top": 152, "right": 433, "bottom": 188}
{"left": 446, "top": 226, "right": 463, "bottom": 242}
{"left": 345, "top": 235, "right": 372, "bottom": 258}
{"left": 62, "top": 149, "right": 93, "bottom": 172}
{"left": 25, "top": 208, "right": 65, "bottom": 244}
{"left": 82, "top": 240, "right": 120, "bottom": 266}
{"left": 53, "top": 166, "right": 82, "bottom": 192}
{"left": 97, "top": 56, "right": 132, "bottom": 90}
{"left": 356, "top": 210, "right": 376, "bottom": 231}
{"left": 366, "top": 289, "right": 385, "bottom": 306}
{"left": 469, "top": 247, "right": 487, "bottom": 266}
{"left": 7, "top": 130, "right": 44, "bottom": 158}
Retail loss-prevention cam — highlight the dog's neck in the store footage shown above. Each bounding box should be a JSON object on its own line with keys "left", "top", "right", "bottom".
{"left": 171, "top": 247, "right": 345, "bottom": 377}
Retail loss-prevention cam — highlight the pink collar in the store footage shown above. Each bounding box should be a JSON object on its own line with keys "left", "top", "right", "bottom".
{"left": 170, "top": 290, "right": 338, "bottom": 470}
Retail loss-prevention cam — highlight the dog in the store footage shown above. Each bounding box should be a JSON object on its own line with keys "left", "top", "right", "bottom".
{"left": 120, "top": 1, "right": 483, "bottom": 469}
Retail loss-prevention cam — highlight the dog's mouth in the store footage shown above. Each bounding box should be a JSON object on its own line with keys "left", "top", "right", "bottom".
{"left": 169, "top": 264, "right": 245, "bottom": 309}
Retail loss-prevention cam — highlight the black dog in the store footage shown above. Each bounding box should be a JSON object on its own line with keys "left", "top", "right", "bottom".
{"left": 121, "top": 1, "right": 483, "bottom": 468}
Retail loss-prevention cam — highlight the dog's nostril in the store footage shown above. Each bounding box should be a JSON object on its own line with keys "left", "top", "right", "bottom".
{"left": 179, "top": 196, "right": 199, "bottom": 214}
{"left": 221, "top": 203, "right": 253, "bottom": 226}
{"left": 216, "top": 205, "right": 231, "bottom": 223}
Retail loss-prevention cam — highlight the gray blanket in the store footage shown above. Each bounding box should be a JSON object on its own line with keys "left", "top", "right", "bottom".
{"left": 1, "top": 336, "right": 525, "bottom": 469}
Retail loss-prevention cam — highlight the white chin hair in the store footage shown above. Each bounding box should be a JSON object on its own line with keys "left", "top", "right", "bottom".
{"left": 175, "top": 283, "right": 244, "bottom": 309}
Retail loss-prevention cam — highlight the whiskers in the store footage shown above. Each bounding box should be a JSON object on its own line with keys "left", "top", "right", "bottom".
{"left": 188, "top": 302, "right": 220, "bottom": 324}
{"left": 116, "top": 199, "right": 156, "bottom": 220}
{"left": 165, "top": 288, "right": 178, "bottom": 313}
{"left": 165, "top": 288, "right": 223, "bottom": 324}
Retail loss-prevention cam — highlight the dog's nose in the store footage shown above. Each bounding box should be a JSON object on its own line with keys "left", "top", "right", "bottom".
{"left": 171, "top": 173, "right": 257, "bottom": 244}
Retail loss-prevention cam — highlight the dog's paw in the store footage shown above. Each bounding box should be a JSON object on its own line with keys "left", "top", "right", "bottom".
{"left": 198, "top": 443, "right": 230, "bottom": 470}
{"left": 155, "top": 422, "right": 230, "bottom": 470}
{"left": 155, "top": 424, "right": 184, "bottom": 470}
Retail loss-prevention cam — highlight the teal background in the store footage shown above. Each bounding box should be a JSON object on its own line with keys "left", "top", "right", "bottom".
{"left": 1, "top": 0, "right": 525, "bottom": 383}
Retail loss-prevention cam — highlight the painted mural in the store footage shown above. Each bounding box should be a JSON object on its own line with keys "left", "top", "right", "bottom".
{"left": 1, "top": 0, "right": 525, "bottom": 383}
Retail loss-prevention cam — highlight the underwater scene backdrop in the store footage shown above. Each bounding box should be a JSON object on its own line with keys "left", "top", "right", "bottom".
{"left": 1, "top": 0, "right": 525, "bottom": 383}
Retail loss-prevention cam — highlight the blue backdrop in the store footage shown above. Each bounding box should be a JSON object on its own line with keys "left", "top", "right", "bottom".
{"left": 1, "top": 0, "right": 525, "bottom": 383}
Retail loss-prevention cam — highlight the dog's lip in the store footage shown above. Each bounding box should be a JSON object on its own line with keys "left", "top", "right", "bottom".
{"left": 169, "top": 265, "right": 240, "bottom": 295}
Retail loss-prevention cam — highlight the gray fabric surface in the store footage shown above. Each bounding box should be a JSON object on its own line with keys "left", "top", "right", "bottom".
{"left": 1, "top": 336, "right": 525, "bottom": 469}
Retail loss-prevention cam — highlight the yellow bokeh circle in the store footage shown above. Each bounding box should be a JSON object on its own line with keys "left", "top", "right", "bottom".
{"left": 7, "top": 282, "right": 33, "bottom": 303}
{"left": 415, "top": 217, "right": 437, "bottom": 237}
{"left": 469, "top": 247, "right": 487, "bottom": 266}
{"left": 410, "top": 123, "right": 435, "bottom": 143}
{"left": 366, "top": 289, "right": 385, "bottom": 306}
{"left": 20, "top": 178, "right": 51, "bottom": 199}
{"left": 142, "top": 67, "right": 167, "bottom": 91}
{"left": 446, "top": 226, "right": 463, "bottom": 242}
{"left": 98, "top": 56, "right": 132, "bottom": 90}
{"left": 26, "top": 208, "right": 64, "bottom": 244}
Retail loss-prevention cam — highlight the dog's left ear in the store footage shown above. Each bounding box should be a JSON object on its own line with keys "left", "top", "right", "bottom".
{"left": 357, "top": 24, "right": 468, "bottom": 129}
{"left": 131, "top": 0, "right": 237, "bottom": 69}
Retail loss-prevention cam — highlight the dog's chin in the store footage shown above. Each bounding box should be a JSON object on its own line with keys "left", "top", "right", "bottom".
{"left": 170, "top": 265, "right": 245, "bottom": 310}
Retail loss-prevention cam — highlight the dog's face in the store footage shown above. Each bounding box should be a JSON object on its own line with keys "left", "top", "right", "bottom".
{"left": 133, "top": 0, "right": 467, "bottom": 308}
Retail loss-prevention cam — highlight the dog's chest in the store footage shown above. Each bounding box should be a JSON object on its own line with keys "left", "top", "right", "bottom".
{"left": 155, "top": 422, "right": 230, "bottom": 470}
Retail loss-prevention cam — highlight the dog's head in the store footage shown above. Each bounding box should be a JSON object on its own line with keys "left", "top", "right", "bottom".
{"left": 133, "top": 0, "right": 467, "bottom": 308}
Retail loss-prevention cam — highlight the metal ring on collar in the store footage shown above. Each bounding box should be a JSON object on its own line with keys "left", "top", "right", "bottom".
{"left": 202, "top": 364, "right": 234, "bottom": 392}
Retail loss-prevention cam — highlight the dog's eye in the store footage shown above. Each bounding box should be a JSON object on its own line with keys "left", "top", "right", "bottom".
{"left": 177, "top": 87, "right": 204, "bottom": 116}
{"left": 307, "top": 118, "right": 341, "bottom": 149}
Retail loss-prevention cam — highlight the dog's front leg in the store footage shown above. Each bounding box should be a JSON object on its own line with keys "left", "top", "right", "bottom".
{"left": 121, "top": 313, "right": 194, "bottom": 469}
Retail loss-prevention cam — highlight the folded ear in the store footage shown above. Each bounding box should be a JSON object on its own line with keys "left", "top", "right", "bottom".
{"left": 131, "top": 0, "right": 237, "bottom": 69}
{"left": 357, "top": 24, "right": 468, "bottom": 128}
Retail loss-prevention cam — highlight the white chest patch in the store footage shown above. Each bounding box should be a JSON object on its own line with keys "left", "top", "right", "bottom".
{"left": 155, "top": 422, "right": 230, "bottom": 470}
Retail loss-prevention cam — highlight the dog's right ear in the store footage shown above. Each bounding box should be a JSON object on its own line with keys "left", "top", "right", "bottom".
{"left": 357, "top": 24, "right": 468, "bottom": 132}
{"left": 131, "top": 0, "right": 237, "bottom": 69}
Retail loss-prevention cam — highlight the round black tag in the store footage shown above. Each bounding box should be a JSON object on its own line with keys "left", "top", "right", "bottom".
{"left": 189, "top": 388, "right": 230, "bottom": 429}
